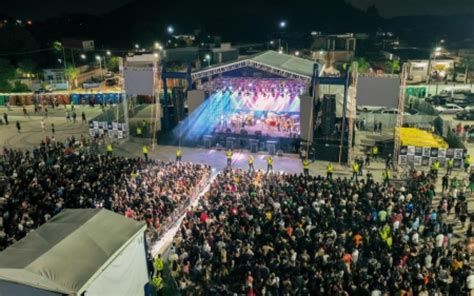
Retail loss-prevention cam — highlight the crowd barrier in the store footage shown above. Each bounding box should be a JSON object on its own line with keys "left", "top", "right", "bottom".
{"left": 147, "top": 170, "right": 212, "bottom": 246}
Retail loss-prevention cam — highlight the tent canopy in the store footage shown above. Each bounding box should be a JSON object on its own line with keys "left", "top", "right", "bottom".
{"left": 0, "top": 209, "right": 146, "bottom": 294}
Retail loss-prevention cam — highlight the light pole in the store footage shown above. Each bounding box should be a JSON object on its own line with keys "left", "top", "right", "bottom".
{"left": 96, "top": 56, "right": 103, "bottom": 80}
{"left": 205, "top": 54, "right": 211, "bottom": 67}
{"left": 278, "top": 20, "right": 287, "bottom": 53}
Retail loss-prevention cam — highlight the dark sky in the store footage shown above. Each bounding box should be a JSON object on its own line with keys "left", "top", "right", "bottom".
{"left": 1, "top": 0, "right": 473, "bottom": 19}
{"left": 349, "top": 0, "right": 474, "bottom": 17}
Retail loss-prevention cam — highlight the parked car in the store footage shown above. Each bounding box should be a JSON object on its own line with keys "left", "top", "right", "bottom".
{"left": 455, "top": 109, "right": 474, "bottom": 120}
{"left": 434, "top": 103, "right": 464, "bottom": 114}
{"left": 425, "top": 95, "right": 448, "bottom": 105}
{"left": 33, "top": 86, "right": 54, "bottom": 94}
{"left": 105, "top": 71, "right": 114, "bottom": 78}
{"left": 357, "top": 105, "right": 383, "bottom": 113}
{"left": 105, "top": 78, "right": 118, "bottom": 86}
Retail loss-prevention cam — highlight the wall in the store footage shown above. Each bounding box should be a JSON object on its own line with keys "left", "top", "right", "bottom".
{"left": 357, "top": 112, "right": 436, "bottom": 129}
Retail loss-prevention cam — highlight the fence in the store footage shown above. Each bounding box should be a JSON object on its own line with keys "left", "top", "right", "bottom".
{"left": 357, "top": 112, "right": 436, "bottom": 130}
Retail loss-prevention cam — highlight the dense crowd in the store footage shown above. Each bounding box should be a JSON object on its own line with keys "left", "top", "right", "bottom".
{"left": 170, "top": 169, "right": 474, "bottom": 295}
{"left": 0, "top": 136, "right": 210, "bottom": 250}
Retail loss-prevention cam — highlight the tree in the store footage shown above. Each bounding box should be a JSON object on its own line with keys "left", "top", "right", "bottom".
{"left": 385, "top": 59, "right": 400, "bottom": 74}
{"left": 17, "top": 59, "right": 37, "bottom": 76}
{"left": 106, "top": 56, "right": 120, "bottom": 72}
{"left": 11, "top": 81, "right": 30, "bottom": 93}
{"left": 461, "top": 57, "right": 474, "bottom": 83}
{"left": 64, "top": 65, "right": 79, "bottom": 88}
{"left": 0, "top": 58, "right": 16, "bottom": 92}
{"left": 356, "top": 57, "right": 370, "bottom": 74}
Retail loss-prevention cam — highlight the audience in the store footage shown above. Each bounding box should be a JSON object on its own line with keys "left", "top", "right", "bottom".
{"left": 0, "top": 136, "right": 210, "bottom": 250}
{"left": 170, "top": 169, "right": 473, "bottom": 295}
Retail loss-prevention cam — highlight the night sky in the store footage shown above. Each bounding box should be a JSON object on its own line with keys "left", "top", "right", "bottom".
{"left": 1, "top": 0, "right": 473, "bottom": 19}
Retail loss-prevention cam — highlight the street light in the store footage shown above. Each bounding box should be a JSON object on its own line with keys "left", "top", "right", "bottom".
{"left": 134, "top": 44, "right": 139, "bottom": 50}
{"left": 295, "top": 51, "right": 300, "bottom": 56}
{"left": 270, "top": 40, "right": 274, "bottom": 45}
{"left": 80, "top": 54, "right": 86, "bottom": 59}
{"left": 154, "top": 53, "right": 159, "bottom": 58}
{"left": 96, "top": 56, "right": 104, "bottom": 80}
{"left": 278, "top": 20, "right": 287, "bottom": 53}
{"left": 205, "top": 54, "right": 211, "bottom": 67}
{"left": 106, "top": 50, "right": 111, "bottom": 56}
{"left": 167, "top": 26, "right": 174, "bottom": 34}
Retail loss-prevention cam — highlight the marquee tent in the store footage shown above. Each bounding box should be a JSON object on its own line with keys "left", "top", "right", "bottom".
{"left": 0, "top": 209, "right": 148, "bottom": 296}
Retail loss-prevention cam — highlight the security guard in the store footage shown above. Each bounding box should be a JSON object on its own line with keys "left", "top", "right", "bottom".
{"left": 327, "top": 163, "right": 334, "bottom": 179}
{"left": 383, "top": 168, "right": 391, "bottom": 187}
{"left": 447, "top": 158, "right": 454, "bottom": 175}
{"left": 431, "top": 159, "right": 440, "bottom": 177}
{"left": 248, "top": 155, "right": 255, "bottom": 172}
{"left": 226, "top": 149, "right": 233, "bottom": 167}
{"left": 266, "top": 155, "right": 273, "bottom": 172}
{"left": 352, "top": 162, "right": 359, "bottom": 180}
{"left": 136, "top": 126, "right": 142, "bottom": 138}
{"left": 142, "top": 145, "right": 149, "bottom": 162}
{"left": 303, "top": 159, "right": 310, "bottom": 176}
{"left": 106, "top": 143, "right": 113, "bottom": 156}
{"left": 464, "top": 154, "right": 471, "bottom": 172}
{"left": 151, "top": 272, "right": 164, "bottom": 296}
{"left": 176, "top": 148, "right": 182, "bottom": 162}
{"left": 154, "top": 254, "right": 164, "bottom": 274}
{"left": 371, "top": 145, "right": 378, "bottom": 161}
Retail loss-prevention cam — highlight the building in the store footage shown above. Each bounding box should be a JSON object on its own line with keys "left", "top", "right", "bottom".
{"left": 408, "top": 59, "right": 454, "bottom": 83}
{"left": 42, "top": 69, "right": 68, "bottom": 90}
{"left": 211, "top": 43, "right": 239, "bottom": 64}
{"left": 61, "top": 38, "right": 95, "bottom": 51}
{"left": 310, "top": 33, "right": 356, "bottom": 68}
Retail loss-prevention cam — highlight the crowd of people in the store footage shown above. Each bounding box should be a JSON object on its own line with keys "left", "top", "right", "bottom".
{"left": 168, "top": 169, "right": 474, "bottom": 295}
{"left": 0, "top": 136, "right": 211, "bottom": 250}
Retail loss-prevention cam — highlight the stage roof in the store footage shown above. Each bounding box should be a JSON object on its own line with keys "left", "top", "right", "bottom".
{"left": 192, "top": 50, "right": 319, "bottom": 81}
{"left": 0, "top": 209, "right": 146, "bottom": 294}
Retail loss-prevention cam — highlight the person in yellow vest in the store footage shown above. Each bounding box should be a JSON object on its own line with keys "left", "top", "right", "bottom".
{"left": 151, "top": 272, "right": 164, "bottom": 296}
{"left": 327, "top": 163, "right": 334, "bottom": 179}
{"left": 248, "top": 155, "right": 255, "bottom": 172}
{"left": 383, "top": 168, "right": 391, "bottom": 187}
{"left": 464, "top": 154, "right": 471, "bottom": 172}
{"left": 447, "top": 158, "right": 454, "bottom": 175}
{"left": 142, "top": 145, "right": 149, "bottom": 162}
{"left": 136, "top": 126, "right": 142, "bottom": 138}
{"left": 303, "top": 159, "right": 310, "bottom": 176}
{"left": 431, "top": 159, "right": 440, "bottom": 177}
{"left": 154, "top": 253, "right": 164, "bottom": 274}
{"left": 352, "top": 162, "right": 359, "bottom": 181}
{"left": 176, "top": 148, "right": 182, "bottom": 162}
{"left": 226, "top": 149, "right": 233, "bottom": 167}
{"left": 266, "top": 155, "right": 273, "bottom": 173}
{"left": 106, "top": 143, "right": 113, "bottom": 156}
{"left": 371, "top": 146, "right": 378, "bottom": 161}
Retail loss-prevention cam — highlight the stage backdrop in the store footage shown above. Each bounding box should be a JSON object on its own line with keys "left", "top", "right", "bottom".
{"left": 124, "top": 67, "right": 155, "bottom": 96}
{"left": 356, "top": 75, "right": 400, "bottom": 108}
{"left": 300, "top": 95, "right": 314, "bottom": 142}
{"left": 187, "top": 90, "right": 205, "bottom": 115}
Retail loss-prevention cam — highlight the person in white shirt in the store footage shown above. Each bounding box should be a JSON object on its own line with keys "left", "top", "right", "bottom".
{"left": 467, "top": 272, "right": 474, "bottom": 290}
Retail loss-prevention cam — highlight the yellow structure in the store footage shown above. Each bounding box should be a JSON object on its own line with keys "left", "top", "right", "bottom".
{"left": 398, "top": 128, "right": 448, "bottom": 148}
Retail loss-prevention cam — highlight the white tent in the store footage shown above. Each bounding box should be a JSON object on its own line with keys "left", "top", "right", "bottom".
{"left": 0, "top": 209, "right": 148, "bottom": 296}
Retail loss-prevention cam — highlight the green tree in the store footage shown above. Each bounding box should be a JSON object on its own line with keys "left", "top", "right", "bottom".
{"left": 356, "top": 57, "right": 370, "bottom": 73}
{"left": 385, "top": 59, "right": 400, "bottom": 74}
{"left": 461, "top": 57, "right": 474, "bottom": 83}
{"left": 0, "top": 58, "right": 16, "bottom": 92}
{"left": 106, "top": 56, "right": 120, "bottom": 72}
{"left": 11, "top": 81, "right": 30, "bottom": 93}
{"left": 64, "top": 65, "right": 79, "bottom": 88}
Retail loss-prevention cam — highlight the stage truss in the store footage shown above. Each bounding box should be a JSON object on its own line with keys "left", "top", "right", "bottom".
{"left": 191, "top": 60, "right": 312, "bottom": 82}
{"left": 393, "top": 63, "right": 409, "bottom": 171}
